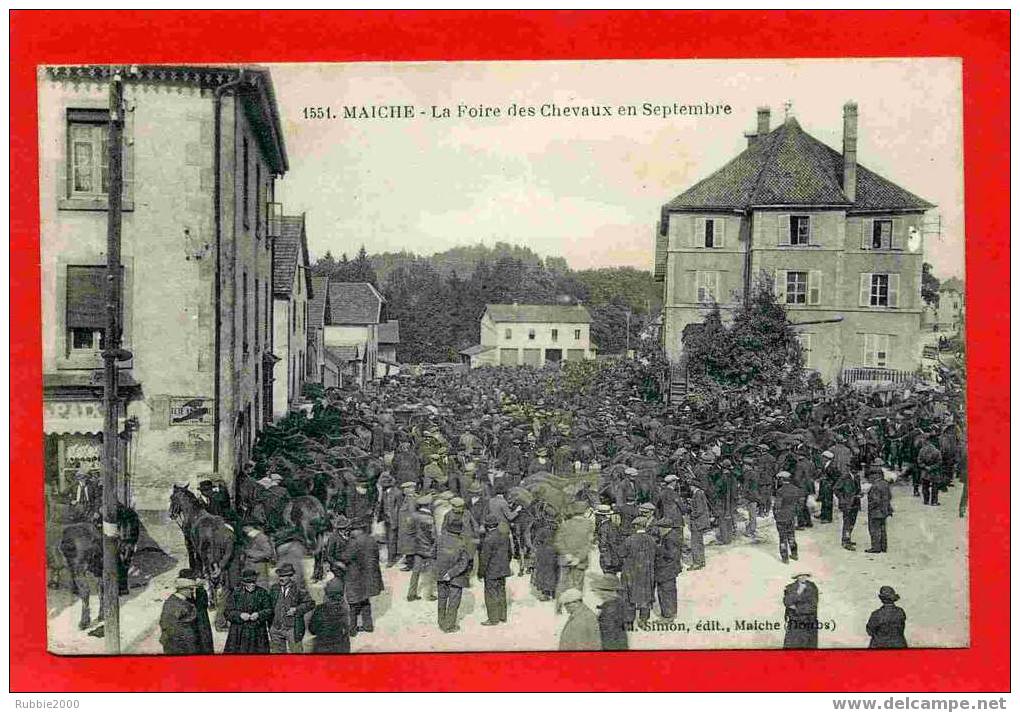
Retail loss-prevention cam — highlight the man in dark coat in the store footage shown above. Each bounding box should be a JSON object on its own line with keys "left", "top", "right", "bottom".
{"left": 268, "top": 562, "right": 316, "bottom": 653}
{"left": 592, "top": 574, "right": 628, "bottom": 650}
{"left": 866, "top": 586, "right": 907, "bottom": 648}
{"left": 477, "top": 513, "right": 512, "bottom": 625}
{"left": 866, "top": 475, "right": 893, "bottom": 553}
{"left": 435, "top": 517, "right": 472, "bottom": 632}
{"left": 793, "top": 452, "right": 816, "bottom": 529}
{"left": 407, "top": 495, "right": 437, "bottom": 601}
{"left": 783, "top": 573, "right": 820, "bottom": 648}
{"left": 308, "top": 577, "right": 351, "bottom": 653}
{"left": 594, "top": 505, "right": 622, "bottom": 575}
{"left": 917, "top": 437, "right": 943, "bottom": 506}
{"left": 340, "top": 522, "right": 384, "bottom": 635}
{"left": 396, "top": 482, "right": 418, "bottom": 570}
{"left": 618, "top": 516, "right": 657, "bottom": 625}
{"left": 653, "top": 518, "right": 682, "bottom": 620}
{"left": 688, "top": 481, "right": 711, "bottom": 570}
{"left": 159, "top": 577, "right": 202, "bottom": 655}
{"left": 774, "top": 471, "right": 802, "bottom": 564}
{"left": 393, "top": 443, "right": 421, "bottom": 486}
{"left": 224, "top": 568, "right": 272, "bottom": 654}
{"left": 558, "top": 588, "right": 600, "bottom": 651}
{"left": 834, "top": 469, "right": 862, "bottom": 550}
{"left": 179, "top": 568, "right": 214, "bottom": 654}
{"left": 817, "top": 451, "right": 838, "bottom": 523}
{"left": 378, "top": 473, "right": 403, "bottom": 566}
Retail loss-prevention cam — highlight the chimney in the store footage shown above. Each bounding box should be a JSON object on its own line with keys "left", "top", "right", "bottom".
{"left": 842, "top": 101, "right": 858, "bottom": 203}
{"left": 744, "top": 106, "right": 771, "bottom": 147}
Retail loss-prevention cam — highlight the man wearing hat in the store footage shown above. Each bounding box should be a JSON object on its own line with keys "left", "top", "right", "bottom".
{"left": 444, "top": 497, "right": 480, "bottom": 583}
{"left": 618, "top": 515, "right": 657, "bottom": 626}
{"left": 917, "top": 436, "right": 943, "bottom": 506}
{"left": 308, "top": 577, "right": 352, "bottom": 654}
{"left": 865, "top": 467, "right": 893, "bottom": 554}
{"left": 553, "top": 501, "right": 595, "bottom": 606}
{"left": 594, "top": 504, "right": 622, "bottom": 576}
{"left": 435, "top": 517, "right": 472, "bottom": 632}
{"left": 834, "top": 467, "right": 862, "bottom": 551}
{"left": 407, "top": 494, "right": 438, "bottom": 602}
{"left": 477, "top": 513, "right": 512, "bottom": 625}
{"left": 422, "top": 453, "right": 446, "bottom": 493}
{"left": 339, "top": 520, "right": 384, "bottom": 636}
{"left": 67, "top": 466, "right": 100, "bottom": 520}
{"left": 866, "top": 586, "right": 908, "bottom": 648}
{"left": 655, "top": 474, "right": 685, "bottom": 529}
{"left": 688, "top": 481, "right": 711, "bottom": 570}
{"left": 557, "top": 588, "right": 600, "bottom": 651}
{"left": 817, "top": 450, "right": 838, "bottom": 524}
{"left": 198, "top": 479, "right": 234, "bottom": 520}
{"left": 774, "top": 472, "right": 803, "bottom": 564}
{"left": 344, "top": 472, "right": 375, "bottom": 528}
{"left": 396, "top": 482, "right": 419, "bottom": 571}
{"left": 653, "top": 517, "right": 683, "bottom": 621}
{"left": 378, "top": 472, "right": 402, "bottom": 567}
{"left": 177, "top": 568, "right": 214, "bottom": 654}
{"left": 224, "top": 568, "right": 272, "bottom": 654}
{"left": 268, "top": 562, "right": 315, "bottom": 653}
{"left": 159, "top": 574, "right": 202, "bottom": 655}
{"left": 783, "top": 573, "right": 820, "bottom": 648}
{"left": 592, "top": 574, "right": 628, "bottom": 650}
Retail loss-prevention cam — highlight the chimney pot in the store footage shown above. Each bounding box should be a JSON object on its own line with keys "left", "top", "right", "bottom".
{"left": 756, "top": 106, "right": 771, "bottom": 136}
{"left": 842, "top": 101, "right": 858, "bottom": 203}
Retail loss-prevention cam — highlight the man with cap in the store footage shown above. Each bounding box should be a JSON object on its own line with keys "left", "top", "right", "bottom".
{"left": 834, "top": 467, "right": 862, "bottom": 551}
{"left": 339, "top": 520, "right": 384, "bottom": 636}
{"left": 407, "top": 494, "right": 438, "bottom": 602}
{"left": 715, "top": 458, "right": 737, "bottom": 545}
{"left": 618, "top": 514, "right": 657, "bottom": 626}
{"left": 557, "top": 588, "right": 600, "bottom": 651}
{"left": 268, "top": 562, "right": 315, "bottom": 653}
{"left": 377, "top": 472, "right": 403, "bottom": 566}
{"left": 444, "top": 496, "right": 480, "bottom": 585}
{"left": 344, "top": 472, "right": 376, "bottom": 527}
{"left": 792, "top": 451, "right": 816, "bottom": 530}
{"left": 865, "top": 469, "right": 893, "bottom": 554}
{"left": 422, "top": 453, "right": 446, "bottom": 493}
{"left": 178, "top": 568, "right": 214, "bottom": 654}
{"left": 782, "top": 573, "right": 820, "bottom": 649}
{"left": 435, "top": 517, "right": 472, "bottom": 632}
{"left": 866, "top": 586, "right": 907, "bottom": 648}
{"left": 594, "top": 504, "right": 622, "bottom": 576}
{"left": 774, "top": 471, "right": 802, "bottom": 564}
{"left": 739, "top": 455, "right": 761, "bottom": 539}
{"left": 308, "top": 577, "right": 352, "bottom": 654}
{"left": 655, "top": 474, "right": 685, "bottom": 529}
{"left": 198, "top": 479, "right": 234, "bottom": 520}
{"left": 755, "top": 443, "right": 777, "bottom": 517}
{"left": 917, "top": 436, "right": 943, "bottom": 506}
{"left": 688, "top": 480, "right": 711, "bottom": 570}
{"left": 653, "top": 517, "right": 683, "bottom": 621}
{"left": 465, "top": 480, "right": 488, "bottom": 536}
{"left": 817, "top": 450, "right": 838, "bottom": 523}
{"left": 159, "top": 574, "right": 202, "bottom": 655}
{"left": 224, "top": 568, "right": 272, "bottom": 654}
{"left": 592, "top": 574, "right": 628, "bottom": 650}
{"left": 477, "top": 513, "right": 512, "bottom": 625}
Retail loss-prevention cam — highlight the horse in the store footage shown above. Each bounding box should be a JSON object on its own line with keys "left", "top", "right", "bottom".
{"left": 282, "top": 495, "right": 330, "bottom": 581}
{"left": 168, "top": 484, "right": 241, "bottom": 630}
{"left": 59, "top": 504, "right": 140, "bottom": 630}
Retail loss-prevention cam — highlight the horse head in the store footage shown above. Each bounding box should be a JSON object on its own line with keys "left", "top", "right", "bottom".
{"left": 169, "top": 483, "right": 198, "bottom": 528}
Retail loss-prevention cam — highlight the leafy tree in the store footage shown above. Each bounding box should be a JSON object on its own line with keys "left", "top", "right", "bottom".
{"left": 922, "top": 262, "right": 941, "bottom": 307}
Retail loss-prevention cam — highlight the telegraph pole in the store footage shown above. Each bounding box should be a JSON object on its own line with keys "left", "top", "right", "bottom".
{"left": 101, "top": 67, "right": 125, "bottom": 654}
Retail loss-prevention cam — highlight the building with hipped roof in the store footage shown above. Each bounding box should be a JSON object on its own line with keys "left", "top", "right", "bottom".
{"left": 654, "top": 103, "right": 935, "bottom": 384}
{"left": 39, "top": 64, "right": 288, "bottom": 509}
{"left": 465, "top": 303, "right": 596, "bottom": 368}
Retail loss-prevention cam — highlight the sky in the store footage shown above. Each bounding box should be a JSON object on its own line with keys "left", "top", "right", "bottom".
{"left": 271, "top": 58, "right": 964, "bottom": 280}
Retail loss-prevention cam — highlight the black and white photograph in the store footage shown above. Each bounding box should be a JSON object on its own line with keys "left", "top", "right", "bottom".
{"left": 39, "top": 58, "right": 967, "bottom": 656}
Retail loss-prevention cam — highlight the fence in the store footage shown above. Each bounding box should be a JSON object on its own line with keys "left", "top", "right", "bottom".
{"left": 840, "top": 367, "right": 919, "bottom": 385}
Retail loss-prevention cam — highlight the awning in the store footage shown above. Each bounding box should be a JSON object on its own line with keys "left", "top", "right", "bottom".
{"left": 44, "top": 400, "right": 126, "bottom": 435}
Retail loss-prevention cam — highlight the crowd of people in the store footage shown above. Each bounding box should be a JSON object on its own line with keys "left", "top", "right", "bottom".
{"left": 158, "top": 357, "right": 966, "bottom": 654}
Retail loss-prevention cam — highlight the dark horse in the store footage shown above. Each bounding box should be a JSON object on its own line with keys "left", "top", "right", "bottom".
{"left": 169, "top": 484, "right": 242, "bottom": 630}
{"left": 59, "top": 504, "right": 140, "bottom": 630}
{"left": 282, "top": 495, "right": 330, "bottom": 581}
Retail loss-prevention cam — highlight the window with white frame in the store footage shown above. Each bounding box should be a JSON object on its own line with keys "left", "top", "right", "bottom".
{"left": 786, "top": 271, "right": 808, "bottom": 305}
{"left": 860, "top": 273, "right": 900, "bottom": 308}
{"left": 702, "top": 218, "right": 724, "bottom": 248}
{"left": 696, "top": 271, "right": 720, "bottom": 303}
{"left": 789, "top": 215, "right": 810, "bottom": 245}
{"left": 68, "top": 111, "right": 110, "bottom": 197}
{"left": 872, "top": 219, "right": 893, "bottom": 249}
{"left": 863, "top": 334, "right": 891, "bottom": 367}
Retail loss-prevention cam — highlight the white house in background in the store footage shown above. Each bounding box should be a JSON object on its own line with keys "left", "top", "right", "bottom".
{"left": 936, "top": 277, "right": 964, "bottom": 333}
{"left": 272, "top": 214, "right": 312, "bottom": 419}
{"left": 324, "top": 281, "right": 384, "bottom": 388}
{"left": 469, "top": 303, "right": 595, "bottom": 368}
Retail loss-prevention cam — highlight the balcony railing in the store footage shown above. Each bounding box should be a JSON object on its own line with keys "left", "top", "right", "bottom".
{"left": 841, "top": 366, "right": 919, "bottom": 385}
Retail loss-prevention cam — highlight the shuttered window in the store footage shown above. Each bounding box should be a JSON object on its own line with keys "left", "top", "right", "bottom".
{"left": 786, "top": 271, "right": 808, "bottom": 304}
{"left": 697, "top": 218, "right": 726, "bottom": 248}
{"left": 863, "top": 334, "right": 891, "bottom": 367}
{"left": 66, "top": 266, "right": 108, "bottom": 329}
{"left": 789, "top": 215, "right": 810, "bottom": 245}
{"left": 860, "top": 273, "right": 900, "bottom": 307}
{"left": 696, "top": 271, "right": 720, "bottom": 303}
{"left": 797, "top": 333, "right": 813, "bottom": 369}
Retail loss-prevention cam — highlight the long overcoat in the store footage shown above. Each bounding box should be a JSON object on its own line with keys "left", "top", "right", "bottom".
{"left": 224, "top": 585, "right": 272, "bottom": 654}
{"left": 340, "top": 530, "right": 384, "bottom": 603}
{"left": 866, "top": 603, "right": 908, "bottom": 648}
{"left": 619, "top": 530, "right": 657, "bottom": 608}
{"left": 159, "top": 593, "right": 201, "bottom": 655}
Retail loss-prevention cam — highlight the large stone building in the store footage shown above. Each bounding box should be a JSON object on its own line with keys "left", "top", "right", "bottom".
{"left": 39, "top": 65, "right": 288, "bottom": 509}
{"left": 271, "top": 215, "right": 312, "bottom": 419}
{"left": 654, "top": 103, "right": 934, "bottom": 384}
{"left": 467, "top": 304, "right": 595, "bottom": 368}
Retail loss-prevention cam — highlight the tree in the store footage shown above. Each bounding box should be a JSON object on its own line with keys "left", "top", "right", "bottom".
{"left": 922, "top": 262, "right": 941, "bottom": 307}
{"left": 682, "top": 273, "right": 805, "bottom": 391}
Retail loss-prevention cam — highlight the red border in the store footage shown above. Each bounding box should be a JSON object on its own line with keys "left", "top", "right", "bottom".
{"left": 10, "top": 10, "right": 1009, "bottom": 692}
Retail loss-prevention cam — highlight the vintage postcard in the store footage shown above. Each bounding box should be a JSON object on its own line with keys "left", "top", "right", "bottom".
{"left": 39, "top": 57, "right": 966, "bottom": 657}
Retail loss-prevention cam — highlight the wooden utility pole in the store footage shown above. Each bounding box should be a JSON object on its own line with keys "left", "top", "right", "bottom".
{"left": 101, "top": 68, "right": 125, "bottom": 654}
